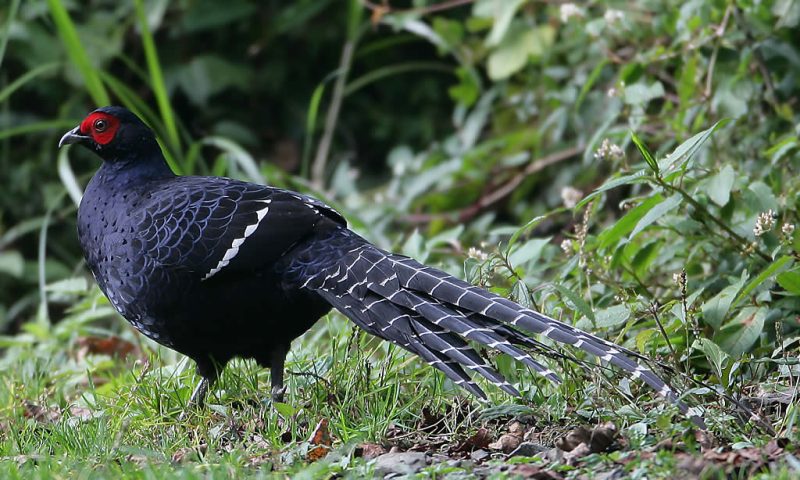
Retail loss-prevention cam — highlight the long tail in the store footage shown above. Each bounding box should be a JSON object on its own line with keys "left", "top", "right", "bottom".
{"left": 288, "top": 227, "right": 703, "bottom": 428}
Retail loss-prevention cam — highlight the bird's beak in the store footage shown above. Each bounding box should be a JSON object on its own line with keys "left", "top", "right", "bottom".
{"left": 58, "top": 126, "right": 91, "bottom": 148}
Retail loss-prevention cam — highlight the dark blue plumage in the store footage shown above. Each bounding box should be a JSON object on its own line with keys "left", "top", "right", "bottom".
{"left": 60, "top": 106, "right": 702, "bottom": 427}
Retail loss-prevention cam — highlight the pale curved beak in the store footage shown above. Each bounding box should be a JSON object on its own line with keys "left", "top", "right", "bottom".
{"left": 58, "top": 126, "right": 91, "bottom": 148}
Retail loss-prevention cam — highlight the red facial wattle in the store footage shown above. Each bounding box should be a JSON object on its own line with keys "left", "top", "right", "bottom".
{"left": 80, "top": 112, "right": 120, "bottom": 145}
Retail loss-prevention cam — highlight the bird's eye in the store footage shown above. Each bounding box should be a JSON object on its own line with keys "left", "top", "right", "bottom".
{"left": 94, "top": 119, "right": 108, "bottom": 132}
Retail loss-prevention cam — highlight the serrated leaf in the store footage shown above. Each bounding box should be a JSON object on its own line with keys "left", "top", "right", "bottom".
{"left": 714, "top": 307, "right": 766, "bottom": 356}
{"left": 708, "top": 164, "right": 735, "bottom": 206}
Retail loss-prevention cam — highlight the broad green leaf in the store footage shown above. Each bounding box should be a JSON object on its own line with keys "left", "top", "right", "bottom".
{"left": 509, "top": 238, "right": 550, "bottom": 267}
{"left": 777, "top": 270, "right": 800, "bottom": 296}
{"left": 623, "top": 81, "right": 664, "bottom": 106}
{"left": 701, "top": 272, "right": 747, "bottom": 331}
{"left": 708, "top": 164, "right": 735, "bottom": 206}
{"left": 45, "top": 277, "right": 88, "bottom": 294}
{"left": 481, "top": 0, "right": 526, "bottom": 46}
{"left": 0, "top": 251, "right": 24, "bottom": 277}
{"left": 714, "top": 307, "right": 766, "bottom": 356}
{"left": 745, "top": 181, "right": 779, "bottom": 214}
{"left": 487, "top": 24, "right": 554, "bottom": 80}
{"left": 693, "top": 338, "right": 729, "bottom": 381}
{"left": 597, "top": 195, "right": 664, "bottom": 249}
{"left": 628, "top": 194, "right": 682, "bottom": 240}
{"left": 593, "top": 304, "right": 631, "bottom": 329}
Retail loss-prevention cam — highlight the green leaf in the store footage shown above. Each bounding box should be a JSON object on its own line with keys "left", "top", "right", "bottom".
{"left": 273, "top": 402, "right": 298, "bottom": 418}
{"left": 734, "top": 255, "right": 793, "bottom": 307}
{"left": 701, "top": 272, "right": 747, "bottom": 331}
{"left": 593, "top": 304, "right": 631, "bottom": 329}
{"left": 481, "top": 0, "right": 526, "bottom": 46}
{"left": 0, "top": 251, "right": 24, "bottom": 277}
{"left": 631, "top": 131, "right": 659, "bottom": 174}
{"left": 707, "top": 164, "right": 735, "bottom": 206}
{"left": 45, "top": 277, "right": 88, "bottom": 294}
{"left": 508, "top": 238, "right": 550, "bottom": 267}
{"left": 553, "top": 284, "right": 594, "bottom": 322}
{"left": 693, "top": 338, "right": 729, "bottom": 381}
{"left": 628, "top": 193, "right": 682, "bottom": 240}
{"left": 777, "top": 270, "right": 800, "bottom": 296}
{"left": 624, "top": 81, "right": 665, "bottom": 106}
{"left": 745, "top": 181, "right": 779, "bottom": 214}
{"left": 576, "top": 170, "right": 648, "bottom": 208}
{"left": 597, "top": 195, "right": 664, "bottom": 250}
{"left": 658, "top": 121, "right": 724, "bottom": 175}
{"left": 714, "top": 307, "right": 766, "bottom": 356}
{"left": 487, "top": 23, "right": 554, "bottom": 80}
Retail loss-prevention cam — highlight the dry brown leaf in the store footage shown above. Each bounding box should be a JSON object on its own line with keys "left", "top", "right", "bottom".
{"left": 488, "top": 433, "right": 522, "bottom": 453}
{"left": 450, "top": 427, "right": 492, "bottom": 453}
{"left": 511, "top": 464, "right": 564, "bottom": 479}
{"left": 75, "top": 335, "right": 139, "bottom": 360}
{"left": 306, "top": 418, "right": 332, "bottom": 461}
{"left": 356, "top": 442, "right": 387, "bottom": 460}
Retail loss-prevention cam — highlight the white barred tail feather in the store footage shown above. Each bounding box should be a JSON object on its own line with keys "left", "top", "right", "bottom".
{"left": 302, "top": 232, "right": 704, "bottom": 428}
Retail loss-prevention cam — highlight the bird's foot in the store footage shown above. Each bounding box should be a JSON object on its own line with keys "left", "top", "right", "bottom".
{"left": 271, "top": 385, "right": 286, "bottom": 404}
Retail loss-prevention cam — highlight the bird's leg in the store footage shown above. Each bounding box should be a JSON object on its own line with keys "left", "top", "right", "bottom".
{"left": 179, "top": 361, "right": 219, "bottom": 421}
{"left": 270, "top": 345, "right": 288, "bottom": 403}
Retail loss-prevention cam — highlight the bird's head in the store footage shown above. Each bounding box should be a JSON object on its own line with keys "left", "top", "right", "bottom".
{"left": 58, "top": 106, "right": 158, "bottom": 161}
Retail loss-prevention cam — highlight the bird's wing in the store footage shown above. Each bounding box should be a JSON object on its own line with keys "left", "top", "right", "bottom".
{"left": 132, "top": 176, "right": 345, "bottom": 280}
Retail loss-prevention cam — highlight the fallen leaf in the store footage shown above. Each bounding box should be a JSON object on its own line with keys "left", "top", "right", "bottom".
{"left": 450, "top": 427, "right": 492, "bottom": 453}
{"left": 512, "top": 463, "right": 563, "bottom": 479}
{"left": 306, "top": 418, "right": 332, "bottom": 461}
{"left": 356, "top": 442, "right": 387, "bottom": 460}
{"left": 75, "top": 335, "right": 139, "bottom": 361}
{"left": 563, "top": 442, "right": 591, "bottom": 465}
{"left": 556, "top": 423, "right": 617, "bottom": 454}
{"left": 488, "top": 433, "right": 522, "bottom": 453}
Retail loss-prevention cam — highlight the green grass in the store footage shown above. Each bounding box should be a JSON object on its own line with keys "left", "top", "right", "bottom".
{"left": 0, "top": 280, "right": 795, "bottom": 478}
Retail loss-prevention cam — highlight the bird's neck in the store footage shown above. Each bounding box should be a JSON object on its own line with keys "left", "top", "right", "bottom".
{"left": 95, "top": 151, "right": 175, "bottom": 188}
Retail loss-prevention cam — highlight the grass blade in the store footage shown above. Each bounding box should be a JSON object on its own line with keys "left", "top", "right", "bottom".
{"left": 133, "top": 0, "right": 179, "bottom": 152}
{"left": 46, "top": 0, "right": 110, "bottom": 105}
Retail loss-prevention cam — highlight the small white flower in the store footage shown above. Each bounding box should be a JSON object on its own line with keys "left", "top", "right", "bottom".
{"left": 782, "top": 223, "right": 795, "bottom": 236}
{"left": 594, "top": 138, "right": 625, "bottom": 161}
{"left": 753, "top": 209, "right": 777, "bottom": 237}
{"left": 604, "top": 9, "right": 625, "bottom": 24}
{"left": 560, "top": 186, "right": 583, "bottom": 208}
{"left": 467, "top": 246, "right": 489, "bottom": 262}
{"left": 560, "top": 239, "right": 572, "bottom": 255}
{"left": 559, "top": 3, "right": 584, "bottom": 22}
